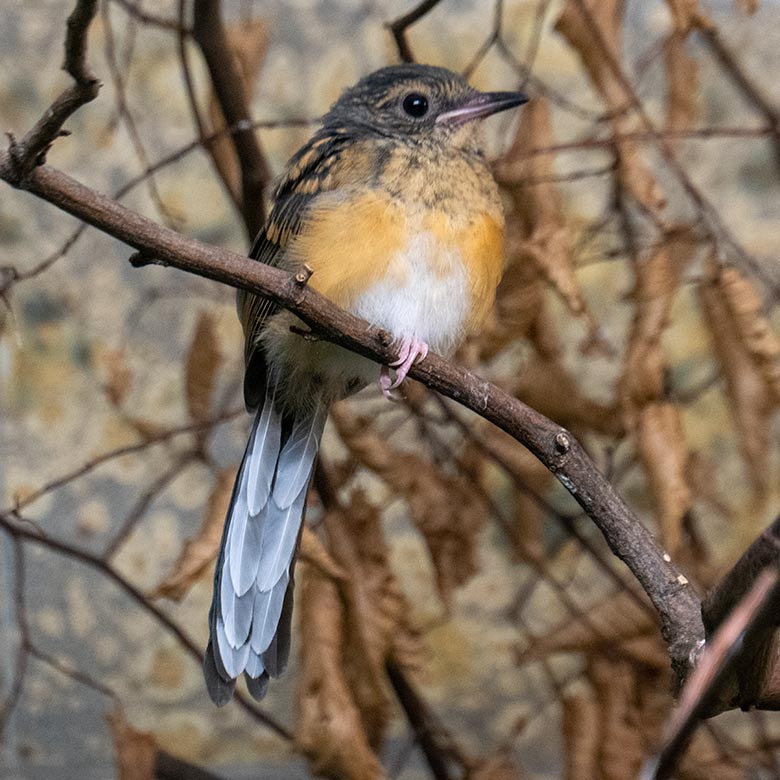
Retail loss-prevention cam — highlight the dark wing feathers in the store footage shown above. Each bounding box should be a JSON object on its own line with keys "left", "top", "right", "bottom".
{"left": 238, "top": 130, "right": 351, "bottom": 409}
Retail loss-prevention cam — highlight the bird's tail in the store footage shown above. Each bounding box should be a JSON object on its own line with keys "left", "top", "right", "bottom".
{"left": 203, "top": 382, "right": 327, "bottom": 705}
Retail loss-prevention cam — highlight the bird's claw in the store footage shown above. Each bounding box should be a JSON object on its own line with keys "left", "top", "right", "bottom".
{"left": 377, "top": 336, "right": 429, "bottom": 400}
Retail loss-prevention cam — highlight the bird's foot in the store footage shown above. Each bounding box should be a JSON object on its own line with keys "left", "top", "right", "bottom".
{"left": 379, "top": 365, "right": 398, "bottom": 401}
{"left": 378, "top": 336, "right": 429, "bottom": 400}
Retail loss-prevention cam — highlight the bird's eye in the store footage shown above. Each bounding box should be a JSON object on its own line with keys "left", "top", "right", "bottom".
{"left": 402, "top": 93, "right": 429, "bottom": 118}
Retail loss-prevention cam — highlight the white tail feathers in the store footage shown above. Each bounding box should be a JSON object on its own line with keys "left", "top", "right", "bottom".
{"left": 204, "top": 384, "right": 326, "bottom": 705}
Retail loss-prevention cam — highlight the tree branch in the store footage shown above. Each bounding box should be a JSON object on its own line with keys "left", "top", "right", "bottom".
{"left": 191, "top": 0, "right": 271, "bottom": 238}
{"left": 0, "top": 153, "right": 704, "bottom": 680}
{"left": 387, "top": 0, "right": 443, "bottom": 63}
{"left": 6, "top": 0, "right": 100, "bottom": 180}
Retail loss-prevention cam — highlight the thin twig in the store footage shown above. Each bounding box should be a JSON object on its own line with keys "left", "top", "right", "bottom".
{"left": 0, "top": 511, "right": 292, "bottom": 739}
{"left": 9, "top": 409, "right": 240, "bottom": 512}
{"left": 6, "top": 0, "right": 100, "bottom": 180}
{"left": 387, "top": 0, "right": 443, "bottom": 63}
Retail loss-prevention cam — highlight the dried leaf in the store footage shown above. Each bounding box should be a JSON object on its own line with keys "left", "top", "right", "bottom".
{"left": 496, "top": 98, "right": 604, "bottom": 349}
{"left": 324, "top": 492, "right": 423, "bottom": 743}
{"left": 295, "top": 562, "right": 386, "bottom": 780}
{"left": 512, "top": 355, "right": 623, "bottom": 437}
{"left": 95, "top": 346, "right": 132, "bottom": 407}
{"left": 474, "top": 252, "right": 558, "bottom": 361}
{"left": 588, "top": 656, "right": 644, "bottom": 780}
{"left": 206, "top": 20, "right": 269, "bottom": 203}
{"left": 636, "top": 401, "right": 692, "bottom": 553}
{"left": 299, "top": 525, "right": 348, "bottom": 581}
{"left": 106, "top": 708, "right": 156, "bottom": 780}
{"left": 699, "top": 274, "right": 773, "bottom": 496}
{"left": 562, "top": 693, "right": 600, "bottom": 780}
{"left": 617, "top": 232, "right": 697, "bottom": 552}
{"left": 296, "top": 490, "right": 421, "bottom": 779}
{"left": 184, "top": 310, "right": 222, "bottom": 426}
{"left": 150, "top": 466, "right": 235, "bottom": 601}
{"left": 332, "top": 409, "right": 486, "bottom": 603}
{"left": 718, "top": 265, "right": 780, "bottom": 403}
{"left": 555, "top": 0, "right": 666, "bottom": 214}
{"left": 664, "top": 0, "right": 713, "bottom": 32}
{"left": 665, "top": 31, "right": 699, "bottom": 130}
{"left": 621, "top": 230, "right": 696, "bottom": 414}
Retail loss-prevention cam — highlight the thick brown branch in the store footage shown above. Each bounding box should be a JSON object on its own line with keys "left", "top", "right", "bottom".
{"left": 191, "top": 0, "right": 270, "bottom": 237}
{"left": 646, "top": 569, "right": 780, "bottom": 780}
{"left": 0, "top": 154, "right": 704, "bottom": 679}
{"left": 702, "top": 515, "right": 780, "bottom": 711}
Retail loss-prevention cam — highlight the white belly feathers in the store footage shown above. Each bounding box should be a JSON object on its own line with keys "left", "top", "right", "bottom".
{"left": 351, "top": 230, "right": 470, "bottom": 358}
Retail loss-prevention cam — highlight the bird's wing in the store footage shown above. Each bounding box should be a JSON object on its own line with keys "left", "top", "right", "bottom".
{"left": 238, "top": 128, "right": 353, "bottom": 409}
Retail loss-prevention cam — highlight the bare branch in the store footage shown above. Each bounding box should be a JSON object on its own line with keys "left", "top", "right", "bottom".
{"left": 0, "top": 511, "right": 292, "bottom": 740}
{"left": 696, "top": 23, "right": 780, "bottom": 175}
{"left": 0, "top": 154, "right": 704, "bottom": 678}
{"left": 6, "top": 0, "right": 100, "bottom": 180}
{"left": 387, "top": 0, "right": 443, "bottom": 63}
{"left": 191, "top": 0, "right": 271, "bottom": 238}
{"left": 644, "top": 569, "right": 780, "bottom": 780}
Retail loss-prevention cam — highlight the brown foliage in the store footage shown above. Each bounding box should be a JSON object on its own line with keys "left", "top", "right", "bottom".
{"left": 332, "top": 407, "right": 487, "bottom": 603}
{"left": 184, "top": 310, "right": 223, "bottom": 426}
{"left": 555, "top": 0, "right": 666, "bottom": 215}
{"left": 717, "top": 265, "right": 780, "bottom": 403}
{"left": 665, "top": 32, "right": 699, "bottom": 131}
{"left": 497, "top": 97, "right": 603, "bottom": 350}
{"left": 106, "top": 708, "right": 157, "bottom": 780}
{"left": 699, "top": 266, "right": 774, "bottom": 498}
{"left": 5, "top": 1, "right": 780, "bottom": 779}
{"left": 296, "top": 491, "right": 421, "bottom": 779}
{"left": 619, "top": 230, "right": 698, "bottom": 552}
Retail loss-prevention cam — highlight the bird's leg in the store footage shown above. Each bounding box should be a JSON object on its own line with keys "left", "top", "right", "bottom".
{"left": 378, "top": 335, "right": 429, "bottom": 400}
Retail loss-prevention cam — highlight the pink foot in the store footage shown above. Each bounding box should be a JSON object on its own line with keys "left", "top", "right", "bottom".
{"left": 379, "top": 365, "right": 397, "bottom": 401}
{"left": 377, "top": 336, "right": 429, "bottom": 400}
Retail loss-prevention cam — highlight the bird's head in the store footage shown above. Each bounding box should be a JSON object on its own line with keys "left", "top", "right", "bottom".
{"left": 323, "top": 63, "right": 528, "bottom": 152}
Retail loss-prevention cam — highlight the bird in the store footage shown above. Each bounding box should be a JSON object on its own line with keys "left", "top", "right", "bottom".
{"left": 203, "top": 63, "right": 527, "bottom": 705}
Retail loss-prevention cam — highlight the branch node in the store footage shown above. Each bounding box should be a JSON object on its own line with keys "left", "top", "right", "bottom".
{"left": 294, "top": 264, "right": 314, "bottom": 286}
{"left": 554, "top": 431, "right": 571, "bottom": 454}
{"left": 129, "top": 251, "right": 167, "bottom": 268}
{"left": 376, "top": 328, "right": 393, "bottom": 348}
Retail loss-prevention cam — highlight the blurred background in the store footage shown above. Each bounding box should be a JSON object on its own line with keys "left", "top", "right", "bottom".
{"left": 2, "top": 0, "right": 780, "bottom": 778}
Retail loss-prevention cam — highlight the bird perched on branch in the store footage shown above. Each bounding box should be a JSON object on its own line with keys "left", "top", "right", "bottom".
{"left": 204, "top": 63, "right": 527, "bottom": 704}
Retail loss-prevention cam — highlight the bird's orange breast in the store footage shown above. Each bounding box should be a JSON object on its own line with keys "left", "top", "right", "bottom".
{"left": 288, "top": 190, "right": 505, "bottom": 335}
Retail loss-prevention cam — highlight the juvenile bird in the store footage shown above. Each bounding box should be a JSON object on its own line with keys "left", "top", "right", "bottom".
{"left": 204, "top": 63, "right": 527, "bottom": 704}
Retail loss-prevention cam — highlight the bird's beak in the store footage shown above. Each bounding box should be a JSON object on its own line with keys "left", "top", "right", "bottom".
{"left": 436, "top": 90, "right": 529, "bottom": 126}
